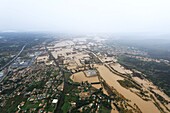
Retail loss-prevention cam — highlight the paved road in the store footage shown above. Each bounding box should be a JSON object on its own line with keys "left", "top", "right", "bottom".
{"left": 0, "top": 45, "right": 26, "bottom": 71}
{"left": 45, "top": 46, "right": 67, "bottom": 113}
{"left": 0, "top": 45, "right": 26, "bottom": 82}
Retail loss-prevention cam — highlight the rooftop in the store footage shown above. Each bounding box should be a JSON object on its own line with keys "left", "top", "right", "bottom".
{"left": 84, "top": 70, "right": 97, "bottom": 77}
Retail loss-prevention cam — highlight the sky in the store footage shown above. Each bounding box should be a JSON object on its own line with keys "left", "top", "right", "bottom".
{"left": 0, "top": 0, "right": 170, "bottom": 33}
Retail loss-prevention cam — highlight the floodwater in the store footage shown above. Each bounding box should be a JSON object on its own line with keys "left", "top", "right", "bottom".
{"left": 96, "top": 64, "right": 160, "bottom": 113}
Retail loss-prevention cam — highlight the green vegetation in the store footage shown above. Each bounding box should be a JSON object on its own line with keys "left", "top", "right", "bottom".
{"left": 0, "top": 65, "right": 60, "bottom": 113}
{"left": 118, "top": 55, "right": 170, "bottom": 96}
{"left": 26, "top": 81, "right": 45, "bottom": 91}
{"left": 44, "top": 100, "right": 55, "bottom": 112}
{"left": 62, "top": 101, "right": 71, "bottom": 113}
{"left": 61, "top": 70, "right": 112, "bottom": 113}
{"left": 0, "top": 32, "right": 48, "bottom": 68}
{"left": 1, "top": 95, "right": 26, "bottom": 113}
{"left": 89, "top": 53, "right": 102, "bottom": 64}
{"left": 150, "top": 94, "right": 165, "bottom": 113}
{"left": 117, "top": 79, "right": 141, "bottom": 90}
{"left": 61, "top": 69, "right": 80, "bottom": 113}
{"left": 99, "top": 106, "right": 111, "bottom": 113}
{"left": 21, "top": 101, "right": 40, "bottom": 110}
{"left": 53, "top": 69, "right": 59, "bottom": 77}
{"left": 62, "top": 88, "right": 80, "bottom": 113}
{"left": 150, "top": 90, "right": 169, "bottom": 105}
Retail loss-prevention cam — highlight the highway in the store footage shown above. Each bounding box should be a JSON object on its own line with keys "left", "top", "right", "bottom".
{"left": 0, "top": 45, "right": 26, "bottom": 71}
{"left": 0, "top": 45, "right": 26, "bottom": 82}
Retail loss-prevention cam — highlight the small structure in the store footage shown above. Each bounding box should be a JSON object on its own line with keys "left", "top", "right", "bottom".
{"left": 52, "top": 99, "right": 58, "bottom": 104}
{"left": 84, "top": 70, "right": 97, "bottom": 77}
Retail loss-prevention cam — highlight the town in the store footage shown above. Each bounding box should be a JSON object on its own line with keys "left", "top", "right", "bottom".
{"left": 0, "top": 35, "right": 170, "bottom": 113}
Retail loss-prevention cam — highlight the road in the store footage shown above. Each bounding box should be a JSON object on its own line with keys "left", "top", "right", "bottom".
{"left": 0, "top": 45, "right": 26, "bottom": 71}
{"left": 0, "top": 45, "right": 26, "bottom": 82}
{"left": 45, "top": 46, "right": 68, "bottom": 113}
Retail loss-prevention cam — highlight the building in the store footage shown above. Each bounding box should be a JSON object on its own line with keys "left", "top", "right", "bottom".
{"left": 84, "top": 70, "right": 97, "bottom": 77}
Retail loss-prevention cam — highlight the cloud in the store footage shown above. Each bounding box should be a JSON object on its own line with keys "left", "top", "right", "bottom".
{"left": 0, "top": 0, "right": 170, "bottom": 33}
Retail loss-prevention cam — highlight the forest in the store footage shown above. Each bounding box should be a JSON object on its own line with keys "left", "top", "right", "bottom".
{"left": 118, "top": 55, "right": 170, "bottom": 97}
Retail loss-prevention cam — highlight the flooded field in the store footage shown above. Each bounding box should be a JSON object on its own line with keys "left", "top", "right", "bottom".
{"left": 70, "top": 71, "right": 99, "bottom": 83}
{"left": 95, "top": 64, "right": 160, "bottom": 113}
{"left": 110, "top": 63, "right": 132, "bottom": 74}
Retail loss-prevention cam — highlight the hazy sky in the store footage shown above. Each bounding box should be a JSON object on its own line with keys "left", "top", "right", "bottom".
{"left": 0, "top": 0, "right": 170, "bottom": 33}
